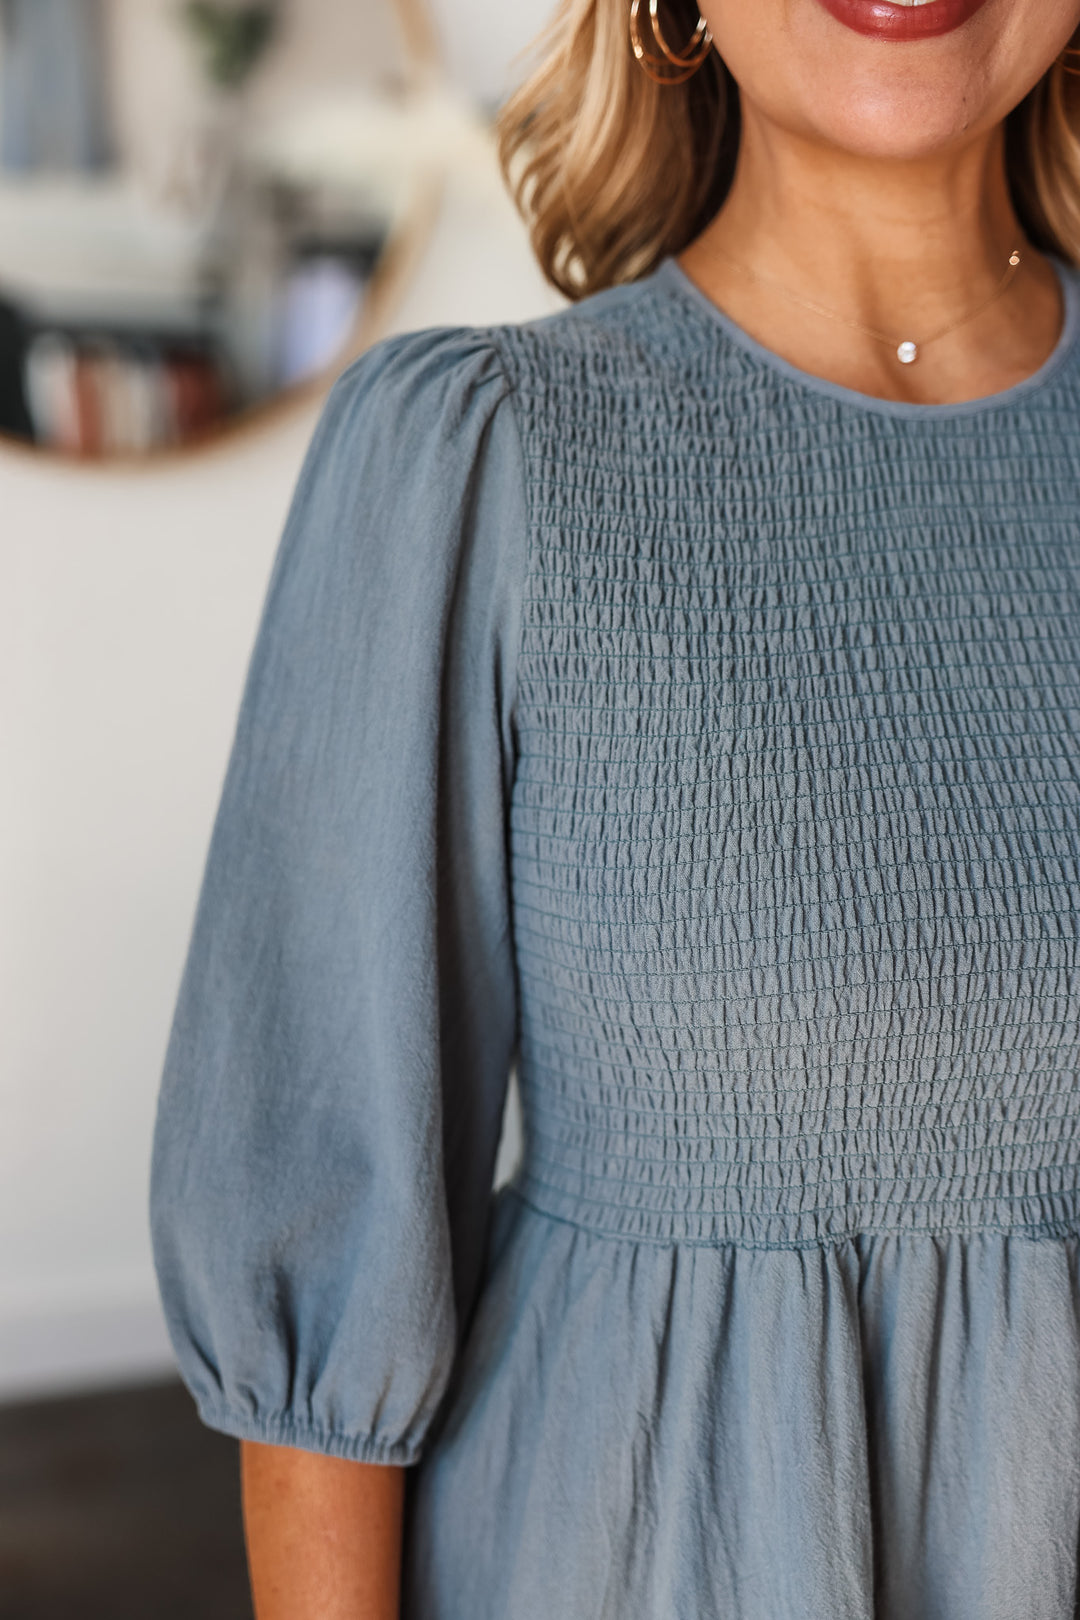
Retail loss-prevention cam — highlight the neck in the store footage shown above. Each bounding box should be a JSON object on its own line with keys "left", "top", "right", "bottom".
{"left": 679, "top": 112, "right": 1064, "bottom": 404}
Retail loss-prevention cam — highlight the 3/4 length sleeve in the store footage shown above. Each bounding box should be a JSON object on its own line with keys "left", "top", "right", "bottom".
{"left": 149, "top": 325, "right": 526, "bottom": 1465}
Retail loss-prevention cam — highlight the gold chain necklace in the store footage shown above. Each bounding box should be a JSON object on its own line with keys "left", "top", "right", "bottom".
{"left": 710, "top": 243, "right": 1024, "bottom": 365}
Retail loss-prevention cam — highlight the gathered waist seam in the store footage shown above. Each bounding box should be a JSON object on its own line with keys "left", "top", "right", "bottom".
{"left": 506, "top": 1166, "right": 1080, "bottom": 1251}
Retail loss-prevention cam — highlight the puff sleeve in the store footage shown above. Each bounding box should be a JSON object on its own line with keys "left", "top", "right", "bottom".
{"left": 149, "top": 326, "right": 526, "bottom": 1464}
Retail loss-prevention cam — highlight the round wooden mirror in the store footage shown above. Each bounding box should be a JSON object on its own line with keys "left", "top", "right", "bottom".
{"left": 0, "top": 0, "right": 456, "bottom": 461}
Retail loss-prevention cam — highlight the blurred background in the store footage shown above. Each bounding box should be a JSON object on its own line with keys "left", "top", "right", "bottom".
{"left": 0, "top": 1, "right": 562, "bottom": 1612}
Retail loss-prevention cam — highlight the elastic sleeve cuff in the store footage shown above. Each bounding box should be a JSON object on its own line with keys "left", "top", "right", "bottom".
{"left": 192, "top": 1400, "right": 424, "bottom": 1465}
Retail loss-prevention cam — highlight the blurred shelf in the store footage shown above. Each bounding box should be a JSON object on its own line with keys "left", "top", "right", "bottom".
{"left": 0, "top": 178, "right": 217, "bottom": 329}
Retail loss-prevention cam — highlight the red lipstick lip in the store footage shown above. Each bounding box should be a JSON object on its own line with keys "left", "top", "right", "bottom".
{"left": 816, "top": 0, "right": 990, "bottom": 40}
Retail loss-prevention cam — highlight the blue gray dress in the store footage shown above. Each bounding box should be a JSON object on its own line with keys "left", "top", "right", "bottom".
{"left": 150, "top": 255, "right": 1080, "bottom": 1619}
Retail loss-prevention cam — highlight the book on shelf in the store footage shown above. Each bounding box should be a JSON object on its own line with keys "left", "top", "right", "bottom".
{"left": 24, "top": 333, "right": 227, "bottom": 455}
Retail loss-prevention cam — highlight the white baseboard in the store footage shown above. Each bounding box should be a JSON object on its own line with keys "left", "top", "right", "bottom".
{"left": 0, "top": 1289, "right": 177, "bottom": 1404}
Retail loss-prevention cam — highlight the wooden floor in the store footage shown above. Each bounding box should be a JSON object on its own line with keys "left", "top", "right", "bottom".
{"left": 0, "top": 1378, "right": 253, "bottom": 1620}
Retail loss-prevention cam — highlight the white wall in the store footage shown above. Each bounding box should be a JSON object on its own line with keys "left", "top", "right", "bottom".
{"left": 105, "top": 0, "right": 411, "bottom": 185}
{"left": 1, "top": 140, "right": 561, "bottom": 1399}
{"left": 426, "top": 0, "right": 557, "bottom": 105}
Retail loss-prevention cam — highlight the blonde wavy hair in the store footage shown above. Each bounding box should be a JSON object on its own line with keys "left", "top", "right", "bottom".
{"left": 496, "top": 0, "right": 1080, "bottom": 300}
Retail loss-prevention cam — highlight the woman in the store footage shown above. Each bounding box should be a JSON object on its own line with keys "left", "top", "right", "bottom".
{"left": 150, "top": 0, "right": 1080, "bottom": 1615}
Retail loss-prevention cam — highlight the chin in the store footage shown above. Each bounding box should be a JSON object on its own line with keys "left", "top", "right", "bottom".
{"left": 809, "top": 80, "right": 996, "bottom": 161}
{"left": 705, "top": 0, "right": 1077, "bottom": 167}
{"left": 758, "top": 42, "right": 1013, "bottom": 164}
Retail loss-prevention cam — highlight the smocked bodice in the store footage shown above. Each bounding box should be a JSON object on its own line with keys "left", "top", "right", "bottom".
{"left": 500, "top": 274, "right": 1080, "bottom": 1247}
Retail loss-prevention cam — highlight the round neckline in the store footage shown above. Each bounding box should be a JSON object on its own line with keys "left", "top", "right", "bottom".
{"left": 655, "top": 252, "right": 1080, "bottom": 420}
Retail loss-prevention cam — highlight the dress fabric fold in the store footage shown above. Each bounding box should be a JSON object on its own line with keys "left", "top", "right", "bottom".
{"left": 152, "top": 259, "right": 1080, "bottom": 1618}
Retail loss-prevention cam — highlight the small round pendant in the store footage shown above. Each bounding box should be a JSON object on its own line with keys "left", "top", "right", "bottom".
{"left": 897, "top": 340, "right": 918, "bottom": 365}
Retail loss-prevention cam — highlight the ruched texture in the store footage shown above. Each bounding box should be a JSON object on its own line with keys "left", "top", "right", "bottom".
{"left": 502, "top": 260, "right": 1080, "bottom": 1253}
{"left": 152, "top": 254, "right": 1080, "bottom": 1617}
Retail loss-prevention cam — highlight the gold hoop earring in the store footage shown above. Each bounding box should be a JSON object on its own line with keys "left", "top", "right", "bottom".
{"left": 648, "top": 0, "right": 711, "bottom": 66}
{"left": 630, "top": 0, "right": 713, "bottom": 85}
{"left": 1059, "top": 42, "right": 1080, "bottom": 76}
